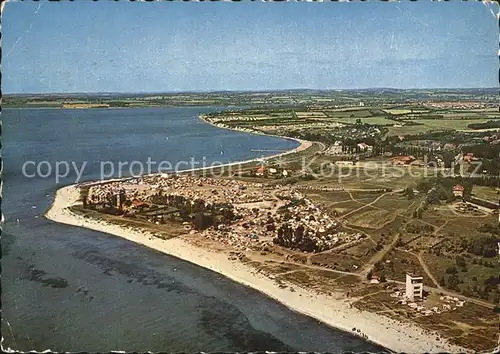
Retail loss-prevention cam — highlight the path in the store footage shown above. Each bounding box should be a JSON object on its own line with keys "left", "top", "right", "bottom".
{"left": 341, "top": 190, "right": 402, "bottom": 219}
{"left": 359, "top": 231, "right": 400, "bottom": 277}
{"left": 264, "top": 256, "right": 496, "bottom": 309}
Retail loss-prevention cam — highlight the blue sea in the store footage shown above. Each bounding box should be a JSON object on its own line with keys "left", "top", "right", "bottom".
{"left": 1, "top": 107, "right": 385, "bottom": 352}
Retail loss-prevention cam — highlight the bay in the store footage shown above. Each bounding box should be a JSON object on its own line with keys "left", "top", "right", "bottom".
{"left": 1, "top": 107, "right": 384, "bottom": 352}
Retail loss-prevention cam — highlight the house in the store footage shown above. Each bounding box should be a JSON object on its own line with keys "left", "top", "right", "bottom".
{"left": 463, "top": 153, "right": 474, "bottom": 163}
{"left": 392, "top": 155, "right": 416, "bottom": 165}
{"left": 398, "top": 135, "right": 405, "bottom": 141}
{"left": 443, "top": 143, "right": 456, "bottom": 151}
{"left": 405, "top": 273, "right": 423, "bottom": 301}
{"left": 357, "top": 142, "right": 373, "bottom": 152}
{"left": 282, "top": 170, "right": 289, "bottom": 177}
{"left": 256, "top": 166, "right": 265, "bottom": 176}
{"left": 269, "top": 168, "right": 277, "bottom": 175}
{"left": 132, "top": 200, "right": 148, "bottom": 209}
{"left": 453, "top": 184, "right": 464, "bottom": 198}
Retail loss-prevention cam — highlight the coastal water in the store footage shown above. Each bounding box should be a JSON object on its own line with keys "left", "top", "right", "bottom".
{"left": 1, "top": 107, "right": 385, "bottom": 352}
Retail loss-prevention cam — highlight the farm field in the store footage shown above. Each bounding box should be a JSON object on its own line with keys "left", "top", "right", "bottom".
{"left": 327, "top": 116, "right": 396, "bottom": 126}
{"left": 387, "top": 118, "right": 496, "bottom": 136}
{"left": 411, "top": 118, "right": 493, "bottom": 130}
{"left": 471, "top": 186, "right": 500, "bottom": 201}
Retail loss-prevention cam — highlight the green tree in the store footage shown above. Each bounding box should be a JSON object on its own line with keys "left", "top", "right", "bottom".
{"left": 455, "top": 255, "right": 467, "bottom": 272}
{"left": 446, "top": 266, "right": 458, "bottom": 275}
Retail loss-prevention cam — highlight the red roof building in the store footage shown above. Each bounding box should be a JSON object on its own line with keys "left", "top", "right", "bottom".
{"left": 391, "top": 155, "right": 416, "bottom": 165}
{"left": 463, "top": 153, "right": 474, "bottom": 163}
{"left": 132, "top": 200, "right": 147, "bottom": 208}
{"left": 256, "top": 166, "right": 265, "bottom": 176}
{"left": 453, "top": 184, "right": 464, "bottom": 198}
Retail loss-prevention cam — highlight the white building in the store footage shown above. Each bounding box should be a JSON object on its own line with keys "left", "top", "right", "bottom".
{"left": 357, "top": 142, "right": 373, "bottom": 152}
{"left": 405, "top": 273, "right": 423, "bottom": 301}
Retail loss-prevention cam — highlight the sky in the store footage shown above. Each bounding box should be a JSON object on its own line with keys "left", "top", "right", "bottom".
{"left": 2, "top": 0, "right": 499, "bottom": 93}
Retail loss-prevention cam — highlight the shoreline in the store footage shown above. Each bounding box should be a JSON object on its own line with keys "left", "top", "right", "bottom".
{"left": 45, "top": 184, "right": 469, "bottom": 354}
{"left": 43, "top": 114, "right": 470, "bottom": 353}
{"left": 198, "top": 113, "right": 314, "bottom": 159}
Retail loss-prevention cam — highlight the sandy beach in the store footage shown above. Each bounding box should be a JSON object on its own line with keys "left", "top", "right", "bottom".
{"left": 45, "top": 184, "right": 469, "bottom": 354}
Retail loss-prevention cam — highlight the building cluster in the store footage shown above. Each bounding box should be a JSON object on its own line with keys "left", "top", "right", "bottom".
{"left": 331, "top": 125, "right": 382, "bottom": 142}
{"left": 390, "top": 155, "right": 429, "bottom": 167}
{"left": 391, "top": 291, "right": 465, "bottom": 316}
{"left": 234, "top": 190, "right": 360, "bottom": 253}
{"left": 389, "top": 275, "right": 466, "bottom": 317}
{"left": 272, "top": 194, "right": 362, "bottom": 252}
{"left": 423, "top": 101, "right": 495, "bottom": 109}
{"left": 295, "top": 185, "right": 345, "bottom": 192}
{"left": 85, "top": 175, "right": 359, "bottom": 254}
{"left": 86, "top": 174, "right": 270, "bottom": 210}
{"left": 482, "top": 134, "right": 500, "bottom": 146}
{"left": 254, "top": 166, "right": 289, "bottom": 178}
{"left": 324, "top": 142, "right": 343, "bottom": 155}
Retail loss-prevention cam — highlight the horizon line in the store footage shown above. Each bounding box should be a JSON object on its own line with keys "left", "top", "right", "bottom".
{"left": 4, "top": 86, "right": 499, "bottom": 96}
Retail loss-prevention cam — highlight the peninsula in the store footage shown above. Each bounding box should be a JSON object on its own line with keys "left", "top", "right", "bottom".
{"left": 45, "top": 90, "right": 500, "bottom": 353}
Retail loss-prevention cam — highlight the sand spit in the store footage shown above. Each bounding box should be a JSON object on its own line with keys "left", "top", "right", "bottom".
{"left": 45, "top": 184, "right": 469, "bottom": 354}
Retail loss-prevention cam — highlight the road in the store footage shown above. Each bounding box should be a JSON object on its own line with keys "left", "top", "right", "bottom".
{"left": 271, "top": 256, "right": 496, "bottom": 309}
{"left": 398, "top": 248, "right": 442, "bottom": 290}
{"left": 360, "top": 231, "right": 401, "bottom": 277}
{"left": 340, "top": 189, "right": 403, "bottom": 219}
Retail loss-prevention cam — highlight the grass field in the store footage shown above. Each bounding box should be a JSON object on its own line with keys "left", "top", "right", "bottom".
{"left": 383, "top": 109, "right": 413, "bottom": 115}
{"left": 324, "top": 109, "right": 374, "bottom": 118}
{"left": 471, "top": 186, "right": 500, "bottom": 201}
{"left": 294, "top": 111, "right": 328, "bottom": 118}
{"left": 413, "top": 118, "right": 493, "bottom": 130}
{"left": 386, "top": 124, "right": 432, "bottom": 136}
{"left": 381, "top": 249, "right": 431, "bottom": 283}
{"left": 326, "top": 116, "right": 396, "bottom": 126}
{"left": 387, "top": 118, "right": 494, "bottom": 136}
{"left": 345, "top": 208, "right": 395, "bottom": 228}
